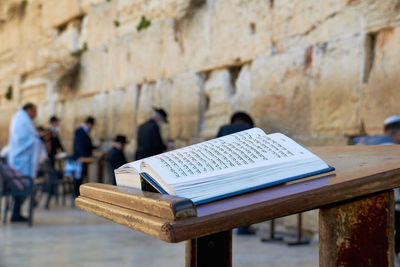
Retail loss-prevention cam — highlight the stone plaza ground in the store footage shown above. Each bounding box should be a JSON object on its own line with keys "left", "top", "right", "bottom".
{"left": 0, "top": 201, "right": 319, "bottom": 267}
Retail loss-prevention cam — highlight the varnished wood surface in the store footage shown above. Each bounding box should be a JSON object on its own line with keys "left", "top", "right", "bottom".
{"left": 319, "top": 191, "right": 394, "bottom": 267}
{"left": 76, "top": 197, "right": 174, "bottom": 242}
{"left": 80, "top": 183, "right": 197, "bottom": 220}
{"left": 76, "top": 145, "right": 400, "bottom": 242}
{"left": 78, "top": 157, "right": 97, "bottom": 163}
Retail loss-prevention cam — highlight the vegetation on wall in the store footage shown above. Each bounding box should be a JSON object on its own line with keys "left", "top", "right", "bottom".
{"left": 6, "top": 0, "right": 28, "bottom": 20}
{"left": 71, "top": 42, "right": 88, "bottom": 58}
{"left": 5, "top": 86, "right": 12, "bottom": 100}
{"left": 21, "top": 0, "right": 28, "bottom": 9}
{"left": 137, "top": 16, "right": 151, "bottom": 32}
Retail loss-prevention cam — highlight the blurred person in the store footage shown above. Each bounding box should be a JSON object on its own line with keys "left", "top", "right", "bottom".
{"left": 216, "top": 111, "right": 255, "bottom": 235}
{"left": 35, "top": 126, "right": 52, "bottom": 177}
{"left": 217, "top": 111, "right": 254, "bottom": 137}
{"left": 354, "top": 115, "right": 400, "bottom": 145}
{"left": 71, "top": 116, "right": 96, "bottom": 197}
{"left": 37, "top": 126, "right": 52, "bottom": 154}
{"left": 105, "top": 135, "right": 128, "bottom": 185}
{"left": 48, "top": 116, "right": 65, "bottom": 167}
{"left": 135, "top": 108, "right": 168, "bottom": 160}
{"left": 8, "top": 103, "right": 43, "bottom": 178}
{"left": 7, "top": 103, "right": 44, "bottom": 221}
{"left": 1, "top": 145, "right": 9, "bottom": 162}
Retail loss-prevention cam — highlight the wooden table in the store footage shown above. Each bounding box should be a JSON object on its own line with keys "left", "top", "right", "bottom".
{"left": 78, "top": 155, "right": 104, "bottom": 183}
{"left": 76, "top": 145, "right": 400, "bottom": 266}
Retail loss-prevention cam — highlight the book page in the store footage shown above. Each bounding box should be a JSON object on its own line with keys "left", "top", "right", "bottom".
{"left": 119, "top": 160, "right": 142, "bottom": 172}
{"left": 115, "top": 160, "right": 142, "bottom": 189}
{"left": 142, "top": 129, "right": 320, "bottom": 185}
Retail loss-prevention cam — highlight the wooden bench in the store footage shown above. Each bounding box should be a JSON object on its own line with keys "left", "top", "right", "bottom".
{"left": 76, "top": 145, "right": 400, "bottom": 266}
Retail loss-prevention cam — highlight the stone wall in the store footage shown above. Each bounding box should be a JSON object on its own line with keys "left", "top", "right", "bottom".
{"left": 1, "top": 0, "right": 400, "bottom": 233}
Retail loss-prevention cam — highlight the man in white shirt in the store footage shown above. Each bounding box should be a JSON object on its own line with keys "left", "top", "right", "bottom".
{"left": 7, "top": 103, "right": 44, "bottom": 221}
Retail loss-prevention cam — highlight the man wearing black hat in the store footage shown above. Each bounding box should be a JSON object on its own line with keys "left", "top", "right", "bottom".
{"left": 71, "top": 116, "right": 96, "bottom": 197}
{"left": 135, "top": 108, "right": 168, "bottom": 160}
{"left": 48, "top": 115, "right": 64, "bottom": 167}
{"left": 105, "top": 135, "right": 128, "bottom": 185}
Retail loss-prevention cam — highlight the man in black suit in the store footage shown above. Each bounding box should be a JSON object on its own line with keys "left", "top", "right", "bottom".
{"left": 72, "top": 116, "right": 96, "bottom": 197}
{"left": 105, "top": 135, "right": 128, "bottom": 185}
{"left": 48, "top": 116, "right": 64, "bottom": 167}
{"left": 135, "top": 108, "right": 168, "bottom": 160}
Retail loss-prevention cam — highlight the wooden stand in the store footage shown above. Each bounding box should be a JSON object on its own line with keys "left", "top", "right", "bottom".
{"left": 260, "top": 219, "right": 284, "bottom": 242}
{"left": 186, "top": 231, "right": 232, "bottom": 267}
{"left": 320, "top": 191, "right": 394, "bottom": 266}
{"left": 285, "top": 213, "right": 310, "bottom": 246}
{"left": 76, "top": 145, "right": 400, "bottom": 266}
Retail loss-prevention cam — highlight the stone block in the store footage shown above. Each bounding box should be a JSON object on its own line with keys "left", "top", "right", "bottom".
{"left": 231, "top": 64, "right": 252, "bottom": 112}
{"left": 17, "top": 20, "right": 80, "bottom": 75}
{"left": 271, "top": 1, "right": 362, "bottom": 52}
{"left": 361, "top": 27, "right": 400, "bottom": 135}
{"left": 0, "top": 106, "right": 15, "bottom": 146}
{"left": 86, "top": 1, "right": 117, "bottom": 49}
{"left": 103, "top": 42, "right": 128, "bottom": 91}
{"left": 151, "top": 78, "right": 175, "bottom": 143}
{"left": 310, "top": 36, "right": 364, "bottom": 135}
{"left": 41, "top": 0, "right": 82, "bottom": 29}
{"left": 57, "top": 101, "right": 74, "bottom": 152}
{"left": 53, "top": 21, "right": 81, "bottom": 56}
{"left": 115, "top": 0, "right": 142, "bottom": 38}
{"left": 201, "top": 69, "right": 232, "bottom": 139}
{"left": 152, "top": 78, "right": 174, "bottom": 112}
{"left": 113, "top": 85, "right": 139, "bottom": 141}
{"left": 14, "top": 41, "right": 41, "bottom": 75}
{"left": 0, "top": 19, "right": 21, "bottom": 54}
{"left": 249, "top": 51, "right": 311, "bottom": 135}
{"left": 19, "top": 69, "right": 48, "bottom": 105}
{"left": 159, "top": 19, "right": 185, "bottom": 78}
{"left": 136, "top": 82, "right": 156, "bottom": 127}
{"left": 116, "top": 0, "right": 191, "bottom": 38}
{"left": 80, "top": 0, "right": 104, "bottom": 13}
{"left": 169, "top": 72, "right": 204, "bottom": 141}
{"left": 144, "top": 0, "right": 192, "bottom": 21}
{"left": 362, "top": 0, "right": 400, "bottom": 30}
{"left": 305, "top": 5, "right": 363, "bottom": 47}
{"left": 105, "top": 89, "right": 128, "bottom": 139}
{"left": 125, "top": 22, "right": 163, "bottom": 84}
{"left": 180, "top": 4, "right": 212, "bottom": 72}
{"left": 209, "top": 0, "right": 271, "bottom": 68}
{"left": 92, "top": 92, "right": 108, "bottom": 141}
{"left": 0, "top": 50, "right": 16, "bottom": 81}
{"left": 78, "top": 45, "right": 108, "bottom": 96}
{"left": 15, "top": 1, "right": 42, "bottom": 43}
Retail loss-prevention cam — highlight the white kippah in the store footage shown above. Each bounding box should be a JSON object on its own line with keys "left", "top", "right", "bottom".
{"left": 384, "top": 115, "right": 400, "bottom": 125}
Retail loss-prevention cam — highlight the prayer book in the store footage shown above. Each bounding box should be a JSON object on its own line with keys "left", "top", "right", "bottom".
{"left": 115, "top": 128, "right": 334, "bottom": 205}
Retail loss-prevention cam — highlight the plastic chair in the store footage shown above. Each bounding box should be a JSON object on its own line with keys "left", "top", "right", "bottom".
{"left": 41, "top": 160, "right": 73, "bottom": 209}
{"left": 0, "top": 163, "right": 35, "bottom": 226}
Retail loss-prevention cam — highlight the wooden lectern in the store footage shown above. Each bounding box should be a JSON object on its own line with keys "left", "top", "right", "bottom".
{"left": 76, "top": 146, "right": 400, "bottom": 266}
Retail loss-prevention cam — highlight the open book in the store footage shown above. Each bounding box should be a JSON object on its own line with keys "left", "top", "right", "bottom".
{"left": 115, "top": 128, "right": 334, "bottom": 205}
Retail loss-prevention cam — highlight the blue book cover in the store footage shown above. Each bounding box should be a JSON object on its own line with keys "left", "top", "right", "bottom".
{"left": 139, "top": 166, "right": 334, "bottom": 205}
